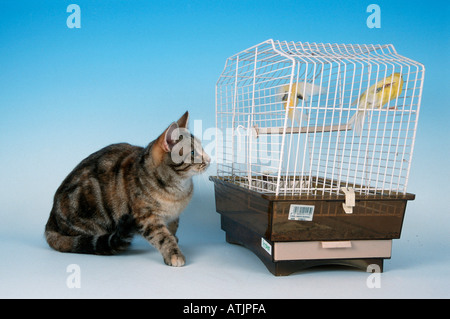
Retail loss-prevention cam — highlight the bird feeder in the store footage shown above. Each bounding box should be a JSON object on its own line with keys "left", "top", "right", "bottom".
{"left": 210, "top": 39, "right": 424, "bottom": 275}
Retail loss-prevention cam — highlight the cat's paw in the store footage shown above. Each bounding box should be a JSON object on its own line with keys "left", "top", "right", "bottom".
{"left": 165, "top": 253, "right": 185, "bottom": 267}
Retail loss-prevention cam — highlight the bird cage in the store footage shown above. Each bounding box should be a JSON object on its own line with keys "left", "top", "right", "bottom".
{"left": 210, "top": 39, "right": 424, "bottom": 275}
{"left": 214, "top": 39, "right": 424, "bottom": 197}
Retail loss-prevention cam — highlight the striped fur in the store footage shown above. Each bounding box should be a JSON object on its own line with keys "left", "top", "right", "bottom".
{"left": 45, "top": 111, "right": 210, "bottom": 266}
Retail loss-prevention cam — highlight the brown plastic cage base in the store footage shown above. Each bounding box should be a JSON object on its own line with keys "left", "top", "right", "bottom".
{"left": 210, "top": 176, "right": 413, "bottom": 276}
{"left": 210, "top": 176, "right": 414, "bottom": 241}
{"left": 222, "top": 216, "right": 384, "bottom": 276}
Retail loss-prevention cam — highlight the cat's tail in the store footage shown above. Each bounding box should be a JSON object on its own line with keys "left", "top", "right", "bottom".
{"left": 45, "top": 214, "right": 136, "bottom": 255}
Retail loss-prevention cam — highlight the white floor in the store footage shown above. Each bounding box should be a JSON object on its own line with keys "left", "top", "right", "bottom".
{"left": 1, "top": 184, "right": 449, "bottom": 299}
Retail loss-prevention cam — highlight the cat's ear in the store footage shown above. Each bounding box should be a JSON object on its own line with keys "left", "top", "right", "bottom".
{"left": 151, "top": 122, "right": 179, "bottom": 164}
{"left": 176, "top": 111, "right": 189, "bottom": 129}
{"left": 161, "top": 122, "right": 179, "bottom": 152}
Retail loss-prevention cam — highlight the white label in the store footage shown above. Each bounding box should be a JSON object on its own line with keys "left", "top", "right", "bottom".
{"left": 261, "top": 238, "right": 272, "bottom": 255}
{"left": 288, "top": 204, "right": 315, "bottom": 221}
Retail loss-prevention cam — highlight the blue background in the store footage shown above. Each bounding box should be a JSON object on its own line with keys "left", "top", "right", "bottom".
{"left": 0, "top": 0, "right": 448, "bottom": 298}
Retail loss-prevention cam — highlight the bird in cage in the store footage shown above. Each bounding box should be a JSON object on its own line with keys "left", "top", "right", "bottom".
{"left": 349, "top": 72, "right": 404, "bottom": 135}
{"left": 279, "top": 82, "right": 326, "bottom": 126}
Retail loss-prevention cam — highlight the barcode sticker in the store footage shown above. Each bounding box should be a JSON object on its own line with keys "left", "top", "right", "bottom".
{"left": 288, "top": 205, "right": 315, "bottom": 221}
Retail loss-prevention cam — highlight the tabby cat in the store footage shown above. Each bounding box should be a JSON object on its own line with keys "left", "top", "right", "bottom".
{"left": 45, "top": 111, "right": 210, "bottom": 266}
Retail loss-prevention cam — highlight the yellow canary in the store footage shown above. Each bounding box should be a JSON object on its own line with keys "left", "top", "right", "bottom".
{"left": 349, "top": 72, "right": 404, "bottom": 135}
{"left": 280, "top": 82, "right": 326, "bottom": 126}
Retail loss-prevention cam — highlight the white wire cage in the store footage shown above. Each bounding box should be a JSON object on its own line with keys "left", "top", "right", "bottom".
{"left": 215, "top": 39, "right": 425, "bottom": 196}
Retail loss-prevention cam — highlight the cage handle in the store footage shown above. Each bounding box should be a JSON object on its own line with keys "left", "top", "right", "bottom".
{"left": 341, "top": 187, "right": 355, "bottom": 214}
